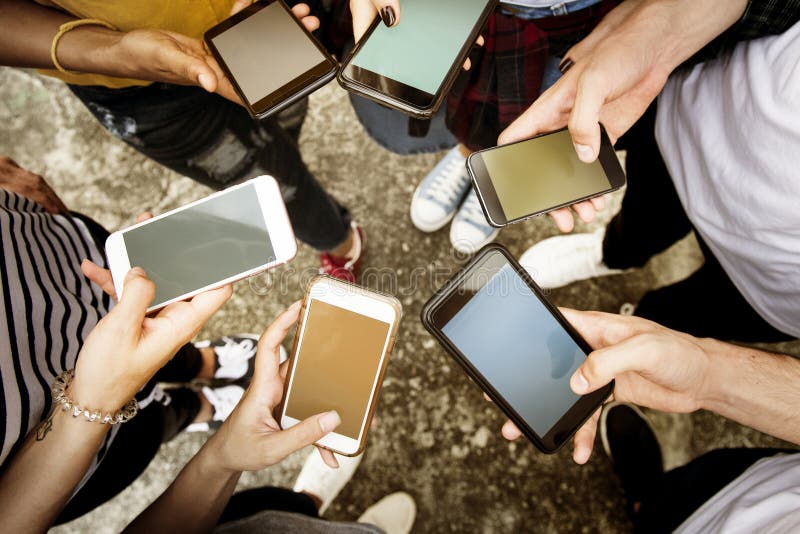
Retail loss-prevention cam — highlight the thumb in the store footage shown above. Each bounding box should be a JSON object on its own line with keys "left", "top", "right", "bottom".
{"left": 159, "top": 45, "right": 218, "bottom": 92}
{"left": 253, "top": 301, "right": 302, "bottom": 383}
{"left": 230, "top": 0, "right": 252, "bottom": 15}
{"left": 568, "top": 69, "right": 606, "bottom": 162}
{"left": 270, "top": 411, "right": 341, "bottom": 459}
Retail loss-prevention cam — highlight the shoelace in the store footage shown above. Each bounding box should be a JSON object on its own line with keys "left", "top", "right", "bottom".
{"left": 425, "top": 157, "right": 470, "bottom": 206}
{"left": 203, "top": 385, "right": 244, "bottom": 422}
{"left": 458, "top": 192, "right": 492, "bottom": 230}
{"left": 214, "top": 337, "right": 256, "bottom": 379}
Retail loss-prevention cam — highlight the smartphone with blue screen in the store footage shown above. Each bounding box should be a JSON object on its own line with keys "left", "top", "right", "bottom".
{"left": 421, "top": 244, "right": 613, "bottom": 453}
{"left": 338, "top": 0, "right": 497, "bottom": 118}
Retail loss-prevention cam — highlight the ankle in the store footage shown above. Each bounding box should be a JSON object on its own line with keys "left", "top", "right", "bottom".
{"left": 327, "top": 228, "right": 356, "bottom": 258}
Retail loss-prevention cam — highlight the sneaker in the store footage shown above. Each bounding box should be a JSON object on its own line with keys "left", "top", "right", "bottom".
{"left": 184, "top": 384, "right": 246, "bottom": 432}
{"left": 293, "top": 451, "right": 364, "bottom": 515}
{"left": 410, "top": 147, "right": 471, "bottom": 232}
{"left": 358, "top": 492, "right": 416, "bottom": 534}
{"left": 519, "top": 228, "right": 625, "bottom": 289}
{"left": 319, "top": 222, "right": 364, "bottom": 283}
{"left": 195, "top": 334, "right": 259, "bottom": 381}
{"left": 449, "top": 189, "right": 500, "bottom": 254}
{"left": 600, "top": 402, "right": 663, "bottom": 509}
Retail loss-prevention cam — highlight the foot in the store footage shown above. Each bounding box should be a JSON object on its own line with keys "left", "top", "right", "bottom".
{"left": 293, "top": 451, "right": 364, "bottom": 515}
{"left": 410, "top": 146, "right": 472, "bottom": 232}
{"left": 449, "top": 189, "right": 500, "bottom": 254}
{"left": 319, "top": 222, "right": 364, "bottom": 283}
{"left": 600, "top": 402, "right": 663, "bottom": 510}
{"left": 184, "top": 384, "right": 245, "bottom": 433}
{"left": 195, "top": 334, "right": 260, "bottom": 381}
{"left": 519, "top": 228, "right": 625, "bottom": 289}
{"left": 358, "top": 492, "right": 416, "bottom": 534}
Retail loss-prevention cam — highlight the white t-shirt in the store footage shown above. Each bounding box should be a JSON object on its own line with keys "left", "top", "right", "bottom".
{"left": 656, "top": 21, "right": 800, "bottom": 338}
{"left": 676, "top": 454, "right": 800, "bottom": 533}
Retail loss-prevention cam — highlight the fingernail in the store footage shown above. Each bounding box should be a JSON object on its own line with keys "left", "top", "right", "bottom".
{"left": 380, "top": 6, "right": 396, "bottom": 27}
{"left": 129, "top": 267, "right": 146, "bottom": 277}
{"left": 574, "top": 144, "right": 594, "bottom": 162}
{"left": 571, "top": 370, "right": 589, "bottom": 393}
{"left": 558, "top": 57, "right": 574, "bottom": 74}
{"left": 319, "top": 411, "right": 341, "bottom": 433}
{"left": 289, "top": 300, "right": 302, "bottom": 312}
{"left": 197, "top": 73, "right": 211, "bottom": 90}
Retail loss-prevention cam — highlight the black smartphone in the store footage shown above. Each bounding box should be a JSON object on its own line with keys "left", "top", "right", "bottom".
{"left": 338, "top": 0, "right": 497, "bottom": 119}
{"left": 205, "top": 0, "right": 337, "bottom": 119}
{"left": 421, "top": 244, "right": 613, "bottom": 454}
{"left": 466, "top": 126, "right": 626, "bottom": 227}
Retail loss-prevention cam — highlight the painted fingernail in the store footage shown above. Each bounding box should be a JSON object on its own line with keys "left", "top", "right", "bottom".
{"left": 571, "top": 370, "right": 589, "bottom": 393}
{"left": 574, "top": 144, "right": 594, "bottom": 162}
{"left": 380, "top": 6, "right": 396, "bottom": 27}
{"left": 558, "top": 57, "right": 574, "bottom": 74}
{"left": 319, "top": 410, "right": 341, "bottom": 433}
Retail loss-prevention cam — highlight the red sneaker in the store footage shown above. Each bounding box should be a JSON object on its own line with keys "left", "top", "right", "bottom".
{"left": 319, "top": 222, "right": 364, "bottom": 283}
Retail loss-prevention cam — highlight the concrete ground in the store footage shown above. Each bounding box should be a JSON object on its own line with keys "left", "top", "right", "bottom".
{"left": 2, "top": 67, "right": 798, "bottom": 533}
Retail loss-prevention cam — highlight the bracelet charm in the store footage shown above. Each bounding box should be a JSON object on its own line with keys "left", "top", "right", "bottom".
{"left": 52, "top": 369, "right": 138, "bottom": 425}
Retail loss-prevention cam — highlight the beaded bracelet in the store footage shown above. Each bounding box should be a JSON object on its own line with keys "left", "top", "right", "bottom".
{"left": 50, "top": 19, "right": 117, "bottom": 75}
{"left": 52, "top": 369, "right": 138, "bottom": 424}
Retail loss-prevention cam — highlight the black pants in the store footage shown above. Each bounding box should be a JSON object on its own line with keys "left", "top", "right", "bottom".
{"left": 67, "top": 82, "right": 351, "bottom": 252}
{"left": 55, "top": 215, "right": 206, "bottom": 524}
{"left": 605, "top": 104, "right": 792, "bottom": 343}
{"left": 634, "top": 448, "right": 795, "bottom": 533}
{"left": 219, "top": 487, "right": 319, "bottom": 525}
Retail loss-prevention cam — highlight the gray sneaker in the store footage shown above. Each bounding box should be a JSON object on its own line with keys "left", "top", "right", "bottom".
{"left": 410, "top": 147, "right": 471, "bottom": 232}
{"left": 450, "top": 189, "right": 500, "bottom": 254}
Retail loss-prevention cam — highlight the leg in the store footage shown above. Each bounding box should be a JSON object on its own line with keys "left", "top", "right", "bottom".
{"left": 67, "top": 83, "right": 350, "bottom": 252}
{"left": 634, "top": 448, "right": 795, "bottom": 533}
{"left": 603, "top": 103, "right": 694, "bottom": 269}
{"left": 634, "top": 237, "right": 793, "bottom": 342}
{"left": 218, "top": 487, "right": 318, "bottom": 525}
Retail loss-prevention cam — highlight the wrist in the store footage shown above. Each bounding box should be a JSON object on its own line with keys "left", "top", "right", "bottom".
{"left": 197, "top": 434, "right": 242, "bottom": 479}
{"left": 69, "top": 373, "right": 132, "bottom": 415}
{"left": 56, "top": 25, "right": 127, "bottom": 76}
{"left": 695, "top": 337, "right": 738, "bottom": 414}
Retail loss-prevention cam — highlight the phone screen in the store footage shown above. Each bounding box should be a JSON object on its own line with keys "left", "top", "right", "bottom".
{"left": 482, "top": 130, "right": 612, "bottom": 221}
{"left": 122, "top": 183, "right": 275, "bottom": 306}
{"left": 439, "top": 254, "right": 585, "bottom": 436}
{"left": 210, "top": 1, "right": 327, "bottom": 104}
{"left": 351, "top": 0, "right": 490, "bottom": 95}
{"left": 285, "top": 299, "right": 391, "bottom": 439}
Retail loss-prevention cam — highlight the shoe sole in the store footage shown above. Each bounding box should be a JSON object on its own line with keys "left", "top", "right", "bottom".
{"left": 599, "top": 401, "right": 654, "bottom": 459}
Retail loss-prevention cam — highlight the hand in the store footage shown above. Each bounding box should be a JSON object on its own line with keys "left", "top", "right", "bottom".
{"left": 108, "top": 4, "right": 320, "bottom": 105}
{"left": 498, "top": 0, "right": 747, "bottom": 232}
{"left": 497, "top": 310, "right": 713, "bottom": 464}
{"left": 72, "top": 268, "right": 232, "bottom": 412}
{"left": 207, "top": 302, "right": 342, "bottom": 473}
{"left": 350, "top": 0, "right": 400, "bottom": 42}
{"left": 0, "top": 156, "right": 67, "bottom": 214}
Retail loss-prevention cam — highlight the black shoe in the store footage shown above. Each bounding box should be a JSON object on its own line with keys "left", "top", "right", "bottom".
{"left": 600, "top": 402, "right": 664, "bottom": 511}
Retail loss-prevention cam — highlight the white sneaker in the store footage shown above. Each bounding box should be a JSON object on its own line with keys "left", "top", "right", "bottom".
{"left": 184, "top": 384, "right": 246, "bottom": 433}
{"left": 293, "top": 450, "right": 363, "bottom": 514}
{"left": 410, "top": 147, "right": 471, "bottom": 232}
{"left": 358, "top": 492, "right": 416, "bottom": 534}
{"left": 519, "top": 228, "right": 625, "bottom": 289}
{"left": 450, "top": 189, "right": 500, "bottom": 254}
{"left": 195, "top": 334, "right": 259, "bottom": 381}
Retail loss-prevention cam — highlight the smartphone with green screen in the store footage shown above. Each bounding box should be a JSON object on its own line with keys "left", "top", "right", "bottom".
{"left": 467, "top": 126, "right": 626, "bottom": 227}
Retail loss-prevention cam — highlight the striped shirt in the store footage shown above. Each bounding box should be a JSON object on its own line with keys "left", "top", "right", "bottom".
{"left": 0, "top": 189, "right": 125, "bottom": 481}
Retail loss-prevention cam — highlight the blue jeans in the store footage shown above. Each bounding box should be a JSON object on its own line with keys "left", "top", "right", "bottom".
{"left": 68, "top": 83, "right": 351, "bottom": 251}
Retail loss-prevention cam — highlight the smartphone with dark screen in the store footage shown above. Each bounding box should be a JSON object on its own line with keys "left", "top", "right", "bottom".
{"left": 421, "top": 244, "right": 613, "bottom": 454}
{"left": 205, "top": 0, "right": 337, "bottom": 119}
{"left": 338, "top": 0, "right": 497, "bottom": 118}
{"left": 467, "top": 126, "right": 626, "bottom": 227}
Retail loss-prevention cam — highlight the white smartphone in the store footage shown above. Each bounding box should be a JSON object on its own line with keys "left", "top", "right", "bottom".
{"left": 105, "top": 176, "right": 297, "bottom": 313}
{"left": 279, "top": 275, "right": 402, "bottom": 456}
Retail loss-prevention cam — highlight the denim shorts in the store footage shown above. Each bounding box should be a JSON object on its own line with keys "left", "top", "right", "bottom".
{"left": 501, "top": 0, "right": 602, "bottom": 19}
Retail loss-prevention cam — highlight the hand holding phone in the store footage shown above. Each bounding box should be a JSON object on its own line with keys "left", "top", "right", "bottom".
{"left": 279, "top": 276, "right": 402, "bottom": 456}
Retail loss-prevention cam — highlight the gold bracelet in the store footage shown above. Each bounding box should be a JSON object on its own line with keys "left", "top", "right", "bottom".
{"left": 50, "top": 18, "right": 117, "bottom": 75}
{"left": 52, "top": 369, "right": 138, "bottom": 424}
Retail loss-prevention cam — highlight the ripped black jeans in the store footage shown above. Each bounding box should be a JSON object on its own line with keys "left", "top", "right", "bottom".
{"left": 68, "top": 83, "right": 351, "bottom": 251}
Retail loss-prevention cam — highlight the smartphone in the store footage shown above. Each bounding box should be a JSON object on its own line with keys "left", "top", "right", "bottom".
{"left": 467, "top": 127, "right": 626, "bottom": 227}
{"left": 204, "top": 0, "right": 338, "bottom": 119}
{"left": 279, "top": 276, "right": 402, "bottom": 456}
{"left": 338, "top": 0, "right": 497, "bottom": 118}
{"left": 105, "top": 176, "right": 296, "bottom": 313}
{"left": 421, "top": 244, "right": 613, "bottom": 454}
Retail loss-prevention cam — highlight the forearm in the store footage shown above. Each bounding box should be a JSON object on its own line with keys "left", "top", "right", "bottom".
{"left": 125, "top": 436, "right": 241, "bottom": 534}
{"left": 0, "top": 409, "right": 109, "bottom": 532}
{"left": 701, "top": 339, "right": 800, "bottom": 445}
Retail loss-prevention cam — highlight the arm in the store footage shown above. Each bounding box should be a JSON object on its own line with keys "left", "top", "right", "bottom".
{"left": 125, "top": 304, "right": 341, "bottom": 533}
{"left": 498, "top": 310, "right": 800, "bottom": 464}
{"left": 0, "top": 269, "right": 231, "bottom": 531}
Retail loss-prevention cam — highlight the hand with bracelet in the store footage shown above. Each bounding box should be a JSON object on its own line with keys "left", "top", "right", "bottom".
{"left": 0, "top": 0, "right": 320, "bottom": 105}
{"left": 0, "top": 267, "right": 231, "bottom": 532}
